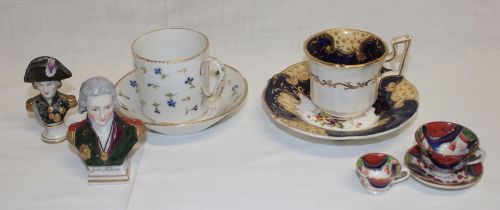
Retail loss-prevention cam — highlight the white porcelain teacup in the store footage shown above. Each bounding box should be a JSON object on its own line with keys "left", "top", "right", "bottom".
{"left": 356, "top": 153, "right": 410, "bottom": 194}
{"left": 304, "top": 28, "right": 411, "bottom": 118}
{"left": 132, "top": 28, "right": 225, "bottom": 123}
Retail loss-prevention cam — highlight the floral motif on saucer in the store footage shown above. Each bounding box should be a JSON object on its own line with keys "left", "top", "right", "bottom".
{"left": 404, "top": 145, "right": 483, "bottom": 190}
{"left": 115, "top": 65, "right": 247, "bottom": 135}
{"left": 297, "top": 94, "right": 379, "bottom": 131}
{"left": 262, "top": 62, "right": 419, "bottom": 140}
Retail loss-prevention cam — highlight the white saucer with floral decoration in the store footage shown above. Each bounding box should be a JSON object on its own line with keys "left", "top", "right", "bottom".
{"left": 115, "top": 65, "right": 247, "bottom": 135}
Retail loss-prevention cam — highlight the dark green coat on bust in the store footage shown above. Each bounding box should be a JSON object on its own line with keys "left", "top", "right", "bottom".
{"left": 26, "top": 92, "right": 77, "bottom": 125}
{"left": 67, "top": 113, "right": 145, "bottom": 166}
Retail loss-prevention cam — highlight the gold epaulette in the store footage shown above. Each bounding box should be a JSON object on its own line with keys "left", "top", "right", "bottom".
{"left": 25, "top": 96, "right": 37, "bottom": 112}
{"left": 67, "top": 119, "right": 87, "bottom": 145}
{"left": 130, "top": 119, "right": 146, "bottom": 138}
{"left": 135, "top": 123, "right": 146, "bottom": 138}
{"left": 66, "top": 129, "right": 76, "bottom": 145}
{"left": 118, "top": 113, "right": 147, "bottom": 138}
{"left": 60, "top": 93, "right": 78, "bottom": 108}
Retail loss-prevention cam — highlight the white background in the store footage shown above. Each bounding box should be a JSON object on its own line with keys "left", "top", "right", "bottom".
{"left": 1, "top": 0, "right": 499, "bottom": 209}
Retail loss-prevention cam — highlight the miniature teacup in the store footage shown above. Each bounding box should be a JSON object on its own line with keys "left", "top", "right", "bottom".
{"left": 415, "top": 121, "right": 485, "bottom": 174}
{"left": 304, "top": 28, "right": 411, "bottom": 118}
{"left": 132, "top": 28, "right": 225, "bottom": 123}
{"left": 356, "top": 153, "right": 409, "bottom": 194}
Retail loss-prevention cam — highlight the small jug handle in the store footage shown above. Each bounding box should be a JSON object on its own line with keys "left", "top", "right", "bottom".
{"left": 200, "top": 57, "right": 225, "bottom": 97}
{"left": 392, "top": 167, "right": 411, "bottom": 184}
{"left": 467, "top": 148, "right": 486, "bottom": 165}
{"left": 384, "top": 34, "right": 412, "bottom": 76}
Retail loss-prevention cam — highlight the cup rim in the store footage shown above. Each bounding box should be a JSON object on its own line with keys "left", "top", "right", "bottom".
{"left": 356, "top": 153, "right": 401, "bottom": 177}
{"left": 415, "top": 121, "right": 479, "bottom": 156}
{"left": 131, "top": 28, "right": 209, "bottom": 64}
{"left": 303, "top": 28, "right": 388, "bottom": 68}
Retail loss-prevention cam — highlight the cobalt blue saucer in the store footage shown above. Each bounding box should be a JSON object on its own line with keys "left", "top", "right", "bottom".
{"left": 262, "top": 62, "right": 419, "bottom": 140}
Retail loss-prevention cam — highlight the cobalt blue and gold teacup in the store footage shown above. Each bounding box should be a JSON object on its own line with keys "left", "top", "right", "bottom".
{"left": 304, "top": 28, "right": 411, "bottom": 118}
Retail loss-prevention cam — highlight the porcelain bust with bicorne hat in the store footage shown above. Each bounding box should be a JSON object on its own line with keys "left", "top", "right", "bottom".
{"left": 24, "top": 56, "right": 77, "bottom": 143}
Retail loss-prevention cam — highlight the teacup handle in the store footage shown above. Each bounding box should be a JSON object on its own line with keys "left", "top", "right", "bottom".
{"left": 467, "top": 148, "right": 485, "bottom": 165}
{"left": 200, "top": 57, "right": 225, "bottom": 97}
{"left": 384, "top": 34, "right": 412, "bottom": 76}
{"left": 392, "top": 167, "right": 411, "bottom": 184}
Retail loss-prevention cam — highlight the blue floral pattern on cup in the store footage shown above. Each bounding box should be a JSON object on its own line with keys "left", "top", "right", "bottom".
{"left": 165, "top": 93, "right": 177, "bottom": 108}
{"left": 154, "top": 68, "right": 168, "bottom": 79}
{"left": 129, "top": 80, "right": 138, "bottom": 87}
{"left": 129, "top": 80, "right": 139, "bottom": 92}
{"left": 167, "top": 99, "right": 176, "bottom": 107}
{"left": 184, "top": 77, "right": 195, "bottom": 89}
{"left": 132, "top": 28, "right": 226, "bottom": 123}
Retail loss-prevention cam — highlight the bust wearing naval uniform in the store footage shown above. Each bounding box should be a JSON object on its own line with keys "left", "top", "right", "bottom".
{"left": 24, "top": 56, "right": 77, "bottom": 143}
{"left": 67, "top": 76, "right": 145, "bottom": 167}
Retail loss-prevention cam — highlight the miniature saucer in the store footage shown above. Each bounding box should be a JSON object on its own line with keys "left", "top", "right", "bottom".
{"left": 404, "top": 145, "right": 483, "bottom": 190}
{"left": 262, "top": 62, "right": 419, "bottom": 140}
{"left": 115, "top": 65, "right": 247, "bottom": 135}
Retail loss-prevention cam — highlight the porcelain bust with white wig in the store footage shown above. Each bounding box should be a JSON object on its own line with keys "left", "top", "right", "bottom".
{"left": 67, "top": 76, "right": 145, "bottom": 184}
{"left": 24, "top": 56, "right": 77, "bottom": 143}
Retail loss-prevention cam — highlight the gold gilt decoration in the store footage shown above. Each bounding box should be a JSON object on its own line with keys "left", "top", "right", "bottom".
{"left": 48, "top": 113, "right": 62, "bottom": 123}
{"left": 327, "top": 29, "right": 369, "bottom": 55}
{"left": 310, "top": 73, "right": 374, "bottom": 90}
{"left": 100, "top": 152, "right": 109, "bottom": 161}
{"left": 263, "top": 62, "right": 419, "bottom": 140}
{"left": 25, "top": 97, "right": 35, "bottom": 112}
{"left": 79, "top": 144, "right": 91, "bottom": 161}
{"left": 385, "top": 79, "right": 418, "bottom": 108}
{"left": 276, "top": 92, "right": 300, "bottom": 116}
{"left": 282, "top": 62, "right": 310, "bottom": 85}
{"left": 370, "top": 117, "right": 391, "bottom": 128}
{"left": 267, "top": 62, "right": 328, "bottom": 136}
{"left": 67, "top": 130, "right": 75, "bottom": 145}
{"left": 304, "top": 29, "right": 389, "bottom": 69}
{"left": 135, "top": 124, "right": 146, "bottom": 138}
{"left": 65, "top": 94, "right": 77, "bottom": 108}
{"left": 280, "top": 118, "right": 327, "bottom": 135}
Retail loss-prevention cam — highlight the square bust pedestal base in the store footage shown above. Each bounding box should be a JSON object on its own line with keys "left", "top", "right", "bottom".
{"left": 87, "top": 158, "right": 130, "bottom": 185}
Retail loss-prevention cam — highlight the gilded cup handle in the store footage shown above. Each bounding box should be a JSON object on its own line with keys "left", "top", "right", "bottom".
{"left": 384, "top": 34, "right": 412, "bottom": 76}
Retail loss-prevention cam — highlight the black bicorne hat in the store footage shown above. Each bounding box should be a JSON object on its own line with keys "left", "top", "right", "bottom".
{"left": 24, "top": 56, "right": 72, "bottom": 83}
